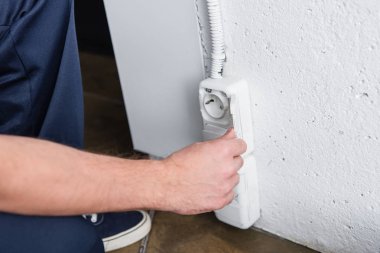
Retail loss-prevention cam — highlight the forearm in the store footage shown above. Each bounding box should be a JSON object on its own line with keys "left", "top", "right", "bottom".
{"left": 0, "top": 135, "right": 166, "bottom": 216}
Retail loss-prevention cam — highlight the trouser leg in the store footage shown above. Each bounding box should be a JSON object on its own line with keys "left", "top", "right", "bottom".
{"left": 0, "top": 213, "right": 104, "bottom": 253}
{"left": 0, "top": 0, "right": 84, "bottom": 148}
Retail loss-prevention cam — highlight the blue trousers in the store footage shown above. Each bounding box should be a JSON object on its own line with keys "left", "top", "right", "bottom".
{"left": 0, "top": 1, "right": 104, "bottom": 252}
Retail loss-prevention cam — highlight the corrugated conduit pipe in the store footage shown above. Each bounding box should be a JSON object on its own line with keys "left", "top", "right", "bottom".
{"left": 206, "top": 0, "right": 226, "bottom": 79}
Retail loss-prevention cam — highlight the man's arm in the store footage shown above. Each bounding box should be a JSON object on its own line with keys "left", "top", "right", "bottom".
{"left": 0, "top": 130, "right": 246, "bottom": 216}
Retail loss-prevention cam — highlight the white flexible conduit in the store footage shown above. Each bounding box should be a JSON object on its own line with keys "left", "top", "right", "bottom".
{"left": 206, "top": 0, "right": 226, "bottom": 79}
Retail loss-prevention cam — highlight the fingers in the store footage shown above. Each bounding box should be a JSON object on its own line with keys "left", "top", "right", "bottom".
{"left": 222, "top": 156, "right": 243, "bottom": 179}
{"left": 221, "top": 129, "right": 247, "bottom": 156}
{"left": 217, "top": 175, "right": 240, "bottom": 209}
{"left": 232, "top": 156, "right": 244, "bottom": 173}
{"left": 230, "top": 173, "right": 240, "bottom": 188}
{"left": 225, "top": 191, "right": 235, "bottom": 206}
{"left": 221, "top": 128, "right": 236, "bottom": 140}
{"left": 225, "top": 174, "right": 240, "bottom": 194}
{"left": 214, "top": 128, "right": 247, "bottom": 157}
{"left": 229, "top": 139, "right": 247, "bottom": 156}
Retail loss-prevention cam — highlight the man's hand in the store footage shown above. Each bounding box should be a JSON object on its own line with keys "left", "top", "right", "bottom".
{"left": 160, "top": 129, "right": 247, "bottom": 215}
{"left": 0, "top": 132, "right": 245, "bottom": 216}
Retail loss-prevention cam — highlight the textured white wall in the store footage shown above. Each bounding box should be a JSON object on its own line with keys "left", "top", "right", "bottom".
{"left": 221, "top": 1, "right": 380, "bottom": 252}
{"left": 107, "top": 1, "right": 379, "bottom": 251}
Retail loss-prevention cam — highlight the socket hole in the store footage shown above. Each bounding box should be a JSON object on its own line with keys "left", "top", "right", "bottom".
{"left": 205, "top": 99, "right": 215, "bottom": 105}
{"left": 203, "top": 94, "right": 227, "bottom": 119}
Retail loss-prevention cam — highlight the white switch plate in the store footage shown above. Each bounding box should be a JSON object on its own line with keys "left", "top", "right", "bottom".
{"left": 104, "top": 0, "right": 207, "bottom": 157}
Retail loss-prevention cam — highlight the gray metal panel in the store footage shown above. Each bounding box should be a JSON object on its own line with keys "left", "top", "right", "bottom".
{"left": 104, "top": 0, "right": 205, "bottom": 157}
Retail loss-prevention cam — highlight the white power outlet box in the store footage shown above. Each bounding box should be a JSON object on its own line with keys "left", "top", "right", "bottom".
{"left": 200, "top": 77, "right": 260, "bottom": 229}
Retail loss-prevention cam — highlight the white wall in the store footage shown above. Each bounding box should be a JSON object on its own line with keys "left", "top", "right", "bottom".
{"left": 221, "top": 1, "right": 380, "bottom": 252}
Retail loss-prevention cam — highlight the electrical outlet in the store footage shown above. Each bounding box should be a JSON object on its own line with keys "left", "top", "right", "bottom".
{"left": 199, "top": 77, "right": 260, "bottom": 229}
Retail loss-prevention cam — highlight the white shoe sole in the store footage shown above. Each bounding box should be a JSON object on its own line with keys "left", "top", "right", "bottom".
{"left": 103, "top": 211, "right": 152, "bottom": 252}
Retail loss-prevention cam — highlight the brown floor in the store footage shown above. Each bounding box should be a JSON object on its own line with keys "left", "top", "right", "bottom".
{"left": 80, "top": 52, "right": 319, "bottom": 253}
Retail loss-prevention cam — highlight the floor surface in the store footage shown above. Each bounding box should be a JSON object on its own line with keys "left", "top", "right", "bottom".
{"left": 80, "top": 51, "right": 319, "bottom": 253}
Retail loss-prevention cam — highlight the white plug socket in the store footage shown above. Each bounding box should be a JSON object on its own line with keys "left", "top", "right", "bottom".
{"left": 199, "top": 77, "right": 260, "bottom": 229}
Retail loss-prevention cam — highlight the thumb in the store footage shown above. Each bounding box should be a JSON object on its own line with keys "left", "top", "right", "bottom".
{"left": 221, "top": 128, "right": 236, "bottom": 140}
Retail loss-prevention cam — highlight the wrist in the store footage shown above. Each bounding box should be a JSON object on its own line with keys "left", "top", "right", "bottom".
{"left": 138, "top": 159, "right": 171, "bottom": 211}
